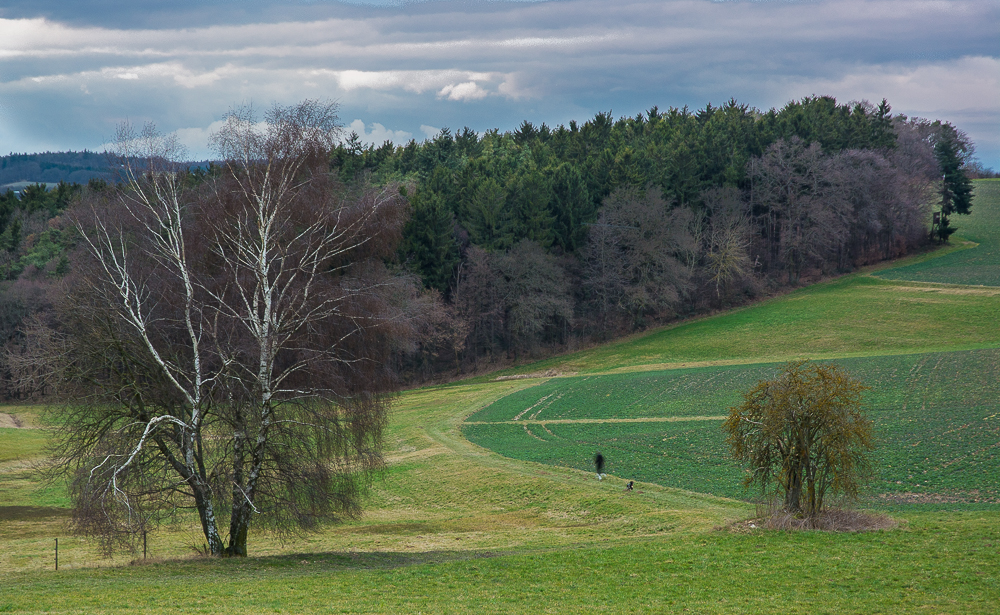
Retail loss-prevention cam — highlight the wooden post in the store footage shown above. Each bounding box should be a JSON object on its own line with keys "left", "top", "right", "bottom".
{"left": 55, "top": 538, "right": 58, "bottom": 571}
{"left": 143, "top": 531, "right": 147, "bottom": 560}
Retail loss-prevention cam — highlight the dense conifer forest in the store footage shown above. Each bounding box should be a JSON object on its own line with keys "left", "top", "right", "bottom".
{"left": 328, "top": 96, "right": 976, "bottom": 377}
{"left": 0, "top": 96, "right": 982, "bottom": 387}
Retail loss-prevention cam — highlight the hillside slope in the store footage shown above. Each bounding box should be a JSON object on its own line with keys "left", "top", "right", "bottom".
{"left": 0, "top": 183, "right": 997, "bottom": 613}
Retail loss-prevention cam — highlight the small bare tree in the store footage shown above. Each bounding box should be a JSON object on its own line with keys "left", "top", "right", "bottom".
{"left": 27, "top": 101, "right": 415, "bottom": 556}
{"left": 701, "top": 186, "right": 753, "bottom": 299}
{"left": 723, "top": 361, "right": 874, "bottom": 518}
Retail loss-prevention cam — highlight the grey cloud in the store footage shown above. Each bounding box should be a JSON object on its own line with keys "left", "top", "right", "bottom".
{"left": 0, "top": 0, "right": 997, "bottom": 166}
{"left": 0, "top": 0, "right": 391, "bottom": 29}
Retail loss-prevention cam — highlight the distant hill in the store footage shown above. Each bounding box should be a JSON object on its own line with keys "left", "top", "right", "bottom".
{"left": 1, "top": 152, "right": 215, "bottom": 191}
{"left": 0, "top": 151, "right": 114, "bottom": 189}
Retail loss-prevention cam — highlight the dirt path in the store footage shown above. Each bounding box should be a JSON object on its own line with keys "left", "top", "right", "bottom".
{"left": 0, "top": 413, "right": 25, "bottom": 429}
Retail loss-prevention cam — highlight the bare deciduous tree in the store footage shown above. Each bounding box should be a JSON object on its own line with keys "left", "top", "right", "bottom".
{"left": 494, "top": 240, "right": 573, "bottom": 358}
{"left": 582, "top": 185, "right": 692, "bottom": 330}
{"left": 24, "top": 101, "right": 415, "bottom": 557}
{"left": 831, "top": 149, "right": 928, "bottom": 265}
{"left": 455, "top": 241, "right": 571, "bottom": 360}
{"left": 701, "top": 186, "right": 754, "bottom": 299}
{"left": 751, "top": 138, "right": 851, "bottom": 283}
{"left": 455, "top": 246, "right": 506, "bottom": 362}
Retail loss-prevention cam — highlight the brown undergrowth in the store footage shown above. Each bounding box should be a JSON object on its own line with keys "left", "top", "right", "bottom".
{"left": 728, "top": 500, "right": 900, "bottom": 533}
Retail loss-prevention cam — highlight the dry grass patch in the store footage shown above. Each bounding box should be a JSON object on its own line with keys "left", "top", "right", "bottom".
{"left": 876, "top": 491, "right": 998, "bottom": 505}
{"left": 878, "top": 283, "right": 1000, "bottom": 296}
{"left": 763, "top": 508, "right": 899, "bottom": 532}
{"left": 0, "top": 413, "right": 25, "bottom": 428}
{"left": 494, "top": 369, "right": 573, "bottom": 381}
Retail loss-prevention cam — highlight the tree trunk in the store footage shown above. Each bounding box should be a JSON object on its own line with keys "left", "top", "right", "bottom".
{"left": 192, "top": 483, "right": 225, "bottom": 556}
{"left": 225, "top": 507, "right": 251, "bottom": 557}
{"left": 784, "top": 472, "right": 802, "bottom": 514}
{"left": 805, "top": 477, "right": 817, "bottom": 517}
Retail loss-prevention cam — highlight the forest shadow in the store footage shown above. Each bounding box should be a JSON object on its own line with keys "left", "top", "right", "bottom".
{"left": 232, "top": 547, "right": 514, "bottom": 571}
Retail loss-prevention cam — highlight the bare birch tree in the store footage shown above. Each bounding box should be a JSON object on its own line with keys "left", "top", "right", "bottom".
{"left": 28, "top": 101, "right": 415, "bottom": 556}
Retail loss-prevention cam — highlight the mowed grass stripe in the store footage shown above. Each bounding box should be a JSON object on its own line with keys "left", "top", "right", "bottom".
{"left": 465, "top": 416, "right": 727, "bottom": 425}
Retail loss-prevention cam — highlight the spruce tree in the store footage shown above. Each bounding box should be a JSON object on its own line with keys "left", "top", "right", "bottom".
{"left": 934, "top": 123, "right": 973, "bottom": 241}
{"left": 401, "top": 188, "right": 460, "bottom": 294}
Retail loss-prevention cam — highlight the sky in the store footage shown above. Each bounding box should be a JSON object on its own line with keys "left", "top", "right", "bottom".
{"left": 0, "top": 0, "right": 998, "bottom": 168}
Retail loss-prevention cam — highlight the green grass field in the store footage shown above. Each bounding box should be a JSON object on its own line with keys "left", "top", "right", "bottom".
{"left": 1, "top": 513, "right": 997, "bottom": 614}
{"left": 1, "top": 180, "right": 999, "bottom": 612}
{"left": 876, "top": 179, "right": 1000, "bottom": 285}
{"left": 477, "top": 271, "right": 1000, "bottom": 379}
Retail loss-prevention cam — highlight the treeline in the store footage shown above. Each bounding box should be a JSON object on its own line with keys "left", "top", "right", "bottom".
{"left": 329, "top": 96, "right": 975, "bottom": 378}
{"left": 0, "top": 96, "right": 981, "bottom": 389}
{"left": 0, "top": 181, "right": 86, "bottom": 375}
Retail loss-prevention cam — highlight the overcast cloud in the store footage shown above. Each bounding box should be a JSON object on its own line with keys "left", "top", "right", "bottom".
{"left": 1, "top": 0, "right": 997, "bottom": 167}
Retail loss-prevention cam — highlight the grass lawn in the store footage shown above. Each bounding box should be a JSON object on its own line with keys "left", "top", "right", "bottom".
{"left": 2, "top": 511, "right": 997, "bottom": 614}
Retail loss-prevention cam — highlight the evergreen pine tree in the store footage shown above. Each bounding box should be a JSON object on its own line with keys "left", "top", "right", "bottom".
{"left": 401, "top": 188, "right": 460, "bottom": 294}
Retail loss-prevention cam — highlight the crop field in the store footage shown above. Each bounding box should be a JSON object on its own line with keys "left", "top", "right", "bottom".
{"left": 468, "top": 363, "right": 781, "bottom": 422}
{"left": 464, "top": 349, "right": 1000, "bottom": 504}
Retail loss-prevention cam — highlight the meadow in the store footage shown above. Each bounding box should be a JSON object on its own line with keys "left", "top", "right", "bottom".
{"left": 0, "top": 180, "right": 998, "bottom": 612}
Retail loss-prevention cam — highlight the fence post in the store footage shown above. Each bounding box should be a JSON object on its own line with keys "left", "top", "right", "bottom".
{"left": 55, "top": 538, "right": 58, "bottom": 571}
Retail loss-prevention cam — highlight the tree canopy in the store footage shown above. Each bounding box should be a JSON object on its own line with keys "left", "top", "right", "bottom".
{"left": 723, "top": 361, "right": 874, "bottom": 518}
